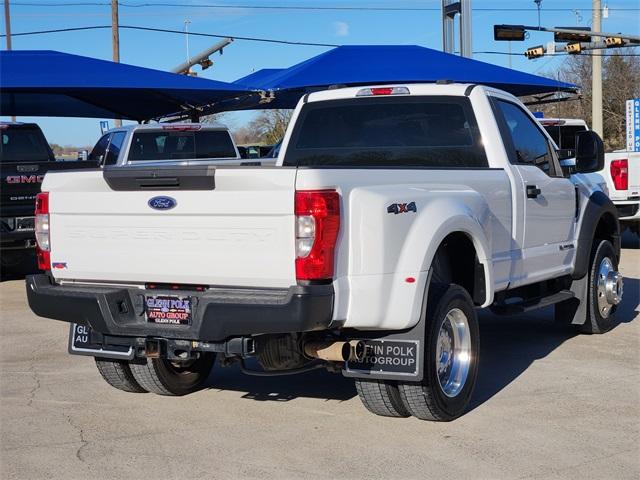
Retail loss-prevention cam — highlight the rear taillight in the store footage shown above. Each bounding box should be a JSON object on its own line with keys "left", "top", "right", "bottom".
{"left": 34, "top": 192, "right": 50, "bottom": 271}
{"left": 610, "top": 159, "right": 628, "bottom": 190}
{"left": 295, "top": 190, "right": 340, "bottom": 281}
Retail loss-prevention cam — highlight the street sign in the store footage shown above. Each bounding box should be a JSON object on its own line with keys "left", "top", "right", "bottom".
{"left": 99, "top": 121, "right": 110, "bottom": 135}
{"left": 626, "top": 99, "right": 640, "bottom": 152}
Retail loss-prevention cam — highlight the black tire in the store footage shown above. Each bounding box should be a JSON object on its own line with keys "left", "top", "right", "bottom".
{"left": 579, "top": 239, "right": 620, "bottom": 334}
{"left": 398, "top": 284, "right": 479, "bottom": 421}
{"left": 129, "top": 354, "right": 216, "bottom": 396}
{"left": 355, "top": 379, "right": 411, "bottom": 418}
{"left": 94, "top": 358, "right": 148, "bottom": 393}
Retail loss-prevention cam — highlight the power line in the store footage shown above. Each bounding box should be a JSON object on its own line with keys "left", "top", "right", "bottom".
{"left": 1, "top": 25, "right": 341, "bottom": 47}
{"left": 477, "top": 50, "right": 640, "bottom": 57}
{"left": 10, "top": 2, "right": 640, "bottom": 12}
{"left": 2, "top": 25, "right": 639, "bottom": 56}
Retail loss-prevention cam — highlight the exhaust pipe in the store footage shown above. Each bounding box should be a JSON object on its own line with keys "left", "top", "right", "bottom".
{"left": 303, "top": 340, "right": 365, "bottom": 362}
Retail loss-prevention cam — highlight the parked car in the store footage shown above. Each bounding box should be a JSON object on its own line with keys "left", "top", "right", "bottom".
{"left": 0, "top": 122, "right": 96, "bottom": 272}
{"left": 88, "top": 123, "right": 242, "bottom": 167}
{"left": 237, "top": 144, "right": 274, "bottom": 159}
{"left": 26, "top": 84, "right": 622, "bottom": 421}
{"left": 540, "top": 117, "right": 639, "bottom": 235}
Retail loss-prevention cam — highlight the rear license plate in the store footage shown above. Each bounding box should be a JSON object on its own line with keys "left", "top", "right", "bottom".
{"left": 68, "top": 323, "right": 133, "bottom": 359}
{"left": 145, "top": 295, "right": 192, "bottom": 325}
{"left": 15, "top": 216, "right": 35, "bottom": 231}
{"left": 346, "top": 340, "right": 419, "bottom": 376}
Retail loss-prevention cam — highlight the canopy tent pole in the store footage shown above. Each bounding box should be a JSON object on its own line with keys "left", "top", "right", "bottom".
{"left": 112, "top": 0, "right": 122, "bottom": 127}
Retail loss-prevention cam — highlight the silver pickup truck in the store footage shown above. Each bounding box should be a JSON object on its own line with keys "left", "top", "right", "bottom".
{"left": 88, "top": 123, "right": 243, "bottom": 167}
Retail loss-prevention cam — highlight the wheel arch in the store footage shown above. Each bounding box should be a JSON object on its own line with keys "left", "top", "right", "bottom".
{"left": 574, "top": 191, "right": 620, "bottom": 280}
{"left": 415, "top": 215, "right": 494, "bottom": 308}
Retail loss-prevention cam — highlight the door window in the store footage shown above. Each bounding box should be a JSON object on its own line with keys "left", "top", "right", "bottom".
{"left": 104, "top": 132, "right": 126, "bottom": 166}
{"left": 88, "top": 134, "right": 111, "bottom": 164}
{"left": 493, "top": 99, "right": 559, "bottom": 176}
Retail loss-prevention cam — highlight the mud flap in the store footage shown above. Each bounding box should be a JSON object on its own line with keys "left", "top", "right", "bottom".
{"left": 341, "top": 270, "right": 432, "bottom": 382}
{"left": 345, "top": 340, "right": 420, "bottom": 378}
{"left": 555, "top": 275, "right": 589, "bottom": 325}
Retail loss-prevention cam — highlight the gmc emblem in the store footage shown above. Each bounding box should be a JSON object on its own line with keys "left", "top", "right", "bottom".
{"left": 6, "top": 175, "right": 44, "bottom": 184}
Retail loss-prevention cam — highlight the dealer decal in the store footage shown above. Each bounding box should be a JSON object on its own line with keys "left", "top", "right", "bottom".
{"left": 145, "top": 295, "right": 192, "bottom": 325}
{"left": 347, "top": 340, "right": 419, "bottom": 375}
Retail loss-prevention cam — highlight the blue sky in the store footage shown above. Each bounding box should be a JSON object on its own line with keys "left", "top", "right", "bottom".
{"left": 2, "top": 0, "right": 639, "bottom": 146}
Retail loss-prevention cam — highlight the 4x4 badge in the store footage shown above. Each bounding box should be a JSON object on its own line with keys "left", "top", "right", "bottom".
{"left": 387, "top": 202, "right": 417, "bottom": 215}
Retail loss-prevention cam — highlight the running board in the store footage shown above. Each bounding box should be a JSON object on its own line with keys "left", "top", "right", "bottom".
{"left": 491, "top": 290, "right": 575, "bottom": 315}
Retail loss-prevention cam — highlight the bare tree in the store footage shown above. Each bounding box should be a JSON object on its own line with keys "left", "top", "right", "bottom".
{"left": 248, "top": 109, "right": 293, "bottom": 145}
{"left": 538, "top": 50, "right": 640, "bottom": 150}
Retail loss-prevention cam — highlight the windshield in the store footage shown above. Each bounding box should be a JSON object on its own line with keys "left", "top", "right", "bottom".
{"left": 0, "top": 125, "right": 54, "bottom": 163}
{"left": 127, "top": 130, "right": 237, "bottom": 161}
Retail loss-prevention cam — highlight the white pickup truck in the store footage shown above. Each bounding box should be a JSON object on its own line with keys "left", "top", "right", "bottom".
{"left": 88, "top": 123, "right": 244, "bottom": 167}
{"left": 27, "top": 83, "right": 624, "bottom": 421}
{"left": 540, "top": 117, "right": 640, "bottom": 235}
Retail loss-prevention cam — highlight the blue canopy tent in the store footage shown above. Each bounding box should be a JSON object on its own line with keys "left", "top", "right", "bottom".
{"left": 0, "top": 50, "right": 251, "bottom": 121}
{"left": 228, "top": 45, "right": 577, "bottom": 110}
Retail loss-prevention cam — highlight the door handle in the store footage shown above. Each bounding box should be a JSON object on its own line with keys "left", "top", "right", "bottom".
{"left": 526, "top": 185, "right": 542, "bottom": 199}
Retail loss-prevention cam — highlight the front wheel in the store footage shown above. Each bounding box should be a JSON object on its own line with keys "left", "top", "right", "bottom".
{"left": 579, "top": 239, "right": 623, "bottom": 334}
{"left": 399, "top": 284, "right": 479, "bottom": 421}
{"left": 130, "top": 354, "right": 216, "bottom": 396}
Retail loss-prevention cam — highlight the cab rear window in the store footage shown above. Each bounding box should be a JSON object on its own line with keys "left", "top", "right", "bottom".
{"left": 127, "top": 130, "right": 237, "bottom": 161}
{"left": 283, "top": 96, "right": 487, "bottom": 168}
{"left": 0, "top": 125, "right": 54, "bottom": 163}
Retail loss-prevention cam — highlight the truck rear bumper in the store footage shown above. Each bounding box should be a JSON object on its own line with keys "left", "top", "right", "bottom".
{"left": 614, "top": 200, "right": 640, "bottom": 221}
{"left": 26, "top": 274, "right": 334, "bottom": 341}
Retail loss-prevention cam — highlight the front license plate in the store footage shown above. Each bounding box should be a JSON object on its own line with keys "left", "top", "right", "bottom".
{"left": 346, "top": 340, "right": 419, "bottom": 376}
{"left": 68, "top": 323, "right": 133, "bottom": 359}
{"left": 145, "top": 295, "right": 192, "bottom": 325}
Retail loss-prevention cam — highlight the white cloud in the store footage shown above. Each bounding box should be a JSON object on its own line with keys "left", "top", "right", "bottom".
{"left": 333, "top": 21, "right": 350, "bottom": 37}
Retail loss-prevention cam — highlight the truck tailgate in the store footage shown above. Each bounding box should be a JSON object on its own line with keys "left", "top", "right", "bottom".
{"left": 45, "top": 168, "right": 297, "bottom": 288}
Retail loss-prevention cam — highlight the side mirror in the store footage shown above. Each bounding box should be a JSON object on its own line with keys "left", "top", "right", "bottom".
{"left": 575, "top": 131, "right": 604, "bottom": 173}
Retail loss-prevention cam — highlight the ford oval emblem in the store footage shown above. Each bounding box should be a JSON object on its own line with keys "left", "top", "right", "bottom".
{"left": 148, "top": 196, "right": 177, "bottom": 211}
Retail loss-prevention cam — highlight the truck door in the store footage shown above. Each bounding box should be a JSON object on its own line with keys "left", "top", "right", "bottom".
{"left": 492, "top": 98, "right": 576, "bottom": 284}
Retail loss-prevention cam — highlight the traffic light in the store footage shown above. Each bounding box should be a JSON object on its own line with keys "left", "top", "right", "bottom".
{"left": 565, "top": 43, "right": 582, "bottom": 54}
{"left": 199, "top": 58, "right": 214, "bottom": 70}
{"left": 494, "top": 25, "right": 526, "bottom": 41}
{"left": 524, "top": 45, "right": 545, "bottom": 59}
{"left": 605, "top": 37, "right": 624, "bottom": 47}
{"left": 553, "top": 27, "right": 591, "bottom": 43}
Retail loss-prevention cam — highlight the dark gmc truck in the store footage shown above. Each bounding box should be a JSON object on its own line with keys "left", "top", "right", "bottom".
{"left": 0, "top": 123, "right": 96, "bottom": 271}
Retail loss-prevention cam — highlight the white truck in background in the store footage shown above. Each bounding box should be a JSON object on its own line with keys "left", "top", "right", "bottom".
{"left": 27, "top": 84, "right": 624, "bottom": 421}
{"left": 540, "top": 117, "right": 640, "bottom": 235}
{"left": 87, "top": 123, "right": 248, "bottom": 167}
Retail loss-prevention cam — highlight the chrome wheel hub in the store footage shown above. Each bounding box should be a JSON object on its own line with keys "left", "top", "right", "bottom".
{"left": 436, "top": 308, "right": 472, "bottom": 398}
{"left": 596, "top": 257, "right": 623, "bottom": 318}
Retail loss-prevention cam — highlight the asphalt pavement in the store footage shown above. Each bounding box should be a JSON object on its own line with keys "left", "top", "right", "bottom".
{"left": 1, "top": 234, "right": 638, "bottom": 480}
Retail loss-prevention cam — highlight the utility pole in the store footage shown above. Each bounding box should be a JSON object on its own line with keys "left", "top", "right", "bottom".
{"left": 111, "top": 0, "right": 122, "bottom": 127}
{"left": 592, "top": 0, "right": 603, "bottom": 137}
{"left": 4, "top": 0, "right": 16, "bottom": 121}
{"left": 4, "top": 0, "right": 11, "bottom": 50}
{"left": 441, "top": 0, "right": 472, "bottom": 58}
